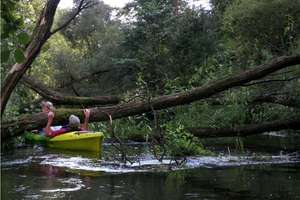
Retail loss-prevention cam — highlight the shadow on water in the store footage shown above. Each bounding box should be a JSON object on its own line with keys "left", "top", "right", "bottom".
{"left": 1, "top": 133, "right": 300, "bottom": 200}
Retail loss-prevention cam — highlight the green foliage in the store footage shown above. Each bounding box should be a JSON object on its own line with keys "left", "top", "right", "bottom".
{"left": 1, "top": 0, "right": 23, "bottom": 66}
{"left": 210, "top": 0, "right": 235, "bottom": 16}
{"left": 17, "top": 32, "right": 30, "bottom": 45}
{"left": 1, "top": 49, "right": 10, "bottom": 63}
{"left": 164, "top": 122, "right": 213, "bottom": 156}
{"left": 51, "top": 1, "right": 130, "bottom": 95}
{"left": 0, "top": 0, "right": 40, "bottom": 67}
{"left": 1, "top": 0, "right": 22, "bottom": 38}
{"left": 114, "top": 116, "right": 152, "bottom": 141}
{"left": 223, "top": 0, "right": 300, "bottom": 56}
{"left": 250, "top": 103, "right": 299, "bottom": 123}
{"left": 164, "top": 77, "right": 189, "bottom": 94}
{"left": 60, "top": 0, "right": 112, "bottom": 49}
{"left": 14, "top": 48, "right": 25, "bottom": 63}
{"left": 89, "top": 116, "right": 152, "bottom": 141}
{"left": 174, "top": 102, "right": 246, "bottom": 129}
{"left": 122, "top": 0, "right": 217, "bottom": 92}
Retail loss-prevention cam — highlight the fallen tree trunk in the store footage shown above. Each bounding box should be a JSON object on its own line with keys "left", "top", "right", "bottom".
{"left": 206, "top": 93, "right": 300, "bottom": 108}
{"left": 251, "top": 94, "right": 300, "bottom": 108}
{"left": 2, "top": 55, "right": 300, "bottom": 140}
{"left": 22, "top": 75, "right": 120, "bottom": 105}
{"left": 188, "top": 119, "right": 300, "bottom": 138}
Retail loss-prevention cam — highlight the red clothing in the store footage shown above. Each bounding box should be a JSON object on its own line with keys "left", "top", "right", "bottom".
{"left": 47, "top": 126, "right": 85, "bottom": 138}
{"left": 48, "top": 127, "right": 69, "bottom": 137}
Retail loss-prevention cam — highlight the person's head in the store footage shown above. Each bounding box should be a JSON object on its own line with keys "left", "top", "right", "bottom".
{"left": 41, "top": 101, "right": 54, "bottom": 113}
{"left": 69, "top": 115, "right": 81, "bottom": 130}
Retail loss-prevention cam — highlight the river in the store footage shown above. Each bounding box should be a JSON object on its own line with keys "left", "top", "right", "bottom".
{"left": 1, "top": 132, "right": 300, "bottom": 199}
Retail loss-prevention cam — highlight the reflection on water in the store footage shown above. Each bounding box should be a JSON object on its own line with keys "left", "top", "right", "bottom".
{"left": 1, "top": 134, "right": 300, "bottom": 200}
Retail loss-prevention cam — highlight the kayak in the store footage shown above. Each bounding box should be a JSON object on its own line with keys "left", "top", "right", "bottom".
{"left": 25, "top": 131, "right": 104, "bottom": 152}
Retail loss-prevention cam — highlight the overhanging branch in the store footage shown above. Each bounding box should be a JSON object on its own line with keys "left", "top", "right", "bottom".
{"left": 206, "top": 93, "right": 300, "bottom": 108}
{"left": 51, "top": 0, "right": 96, "bottom": 35}
{"left": 242, "top": 75, "right": 300, "bottom": 86}
{"left": 251, "top": 94, "right": 300, "bottom": 108}
{"left": 188, "top": 119, "right": 300, "bottom": 138}
{"left": 22, "top": 75, "right": 120, "bottom": 105}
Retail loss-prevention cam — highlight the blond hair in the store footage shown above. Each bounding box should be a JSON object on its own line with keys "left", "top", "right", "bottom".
{"left": 41, "top": 101, "right": 55, "bottom": 111}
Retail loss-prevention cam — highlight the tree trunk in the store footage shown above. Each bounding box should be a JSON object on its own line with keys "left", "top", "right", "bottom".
{"left": 206, "top": 94, "right": 300, "bottom": 108}
{"left": 22, "top": 75, "right": 120, "bottom": 105}
{"left": 1, "top": 0, "right": 60, "bottom": 115}
{"left": 2, "top": 56, "right": 299, "bottom": 140}
{"left": 251, "top": 94, "right": 300, "bottom": 108}
{"left": 188, "top": 119, "right": 300, "bottom": 138}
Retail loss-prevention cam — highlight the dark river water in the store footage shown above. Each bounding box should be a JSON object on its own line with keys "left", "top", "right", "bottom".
{"left": 1, "top": 133, "right": 300, "bottom": 200}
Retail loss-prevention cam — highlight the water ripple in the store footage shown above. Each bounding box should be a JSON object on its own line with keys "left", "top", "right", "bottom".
{"left": 37, "top": 152, "right": 299, "bottom": 173}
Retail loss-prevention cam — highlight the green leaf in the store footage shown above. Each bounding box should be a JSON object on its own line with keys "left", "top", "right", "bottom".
{"left": 1, "top": 49, "right": 10, "bottom": 63}
{"left": 14, "top": 49, "right": 25, "bottom": 63}
{"left": 18, "top": 32, "right": 30, "bottom": 45}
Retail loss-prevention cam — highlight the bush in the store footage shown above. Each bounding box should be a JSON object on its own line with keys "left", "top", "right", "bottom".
{"left": 164, "top": 122, "right": 213, "bottom": 157}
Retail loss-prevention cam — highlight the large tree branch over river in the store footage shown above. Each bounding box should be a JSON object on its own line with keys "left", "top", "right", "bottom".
{"left": 207, "top": 93, "right": 300, "bottom": 108}
{"left": 188, "top": 119, "right": 300, "bottom": 138}
{"left": 2, "top": 55, "right": 300, "bottom": 140}
{"left": 251, "top": 94, "right": 300, "bottom": 108}
{"left": 22, "top": 75, "right": 120, "bottom": 105}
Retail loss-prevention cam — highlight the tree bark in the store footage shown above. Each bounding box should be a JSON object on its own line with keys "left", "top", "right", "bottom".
{"left": 1, "top": 0, "right": 60, "bottom": 115}
{"left": 251, "top": 94, "right": 300, "bottom": 108}
{"left": 1, "top": 55, "right": 300, "bottom": 140}
{"left": 188, "top": 119, "right": 300, "bottom": 138}
{"left": 206, "top": 94, "right": 300, "bottom": 108}
{"left": 22, "top": 75, "right": 120, "bottom": 105}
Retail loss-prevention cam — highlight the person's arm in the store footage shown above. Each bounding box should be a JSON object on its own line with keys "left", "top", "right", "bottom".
{"left": 43, "top": 111, "right": 54, "bottom": 136}
{"left": 81, "top": 109, "right": 90, "bottom": 131}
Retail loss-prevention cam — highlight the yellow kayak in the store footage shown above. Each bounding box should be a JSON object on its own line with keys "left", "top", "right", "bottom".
{"left": 25, "top": 131, "right": 104, "bottom": 152}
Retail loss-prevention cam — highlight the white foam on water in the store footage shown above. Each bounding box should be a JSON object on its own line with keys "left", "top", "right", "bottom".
{"left": 1, "top": 156, "right": 33, "bottom": 167}
{"left": 38, "top": 152, "right": 299, "bottom": 173}
{"left": 40, "top": 178, "right": 85, "bottom": 193}
{"left": 24, "top": 194, "right": 43, "bottom": 199}
{"left": 129, "top": 158, "right": 174, "bottom": 167}
{"left": 185, "top": 155, "right": 298, "bottom": 168}
{"left": 40, "top": 156, "right": 140, "bottom": 173}
{"left": 4, "top": 148, "right": 297, "bottom": 174}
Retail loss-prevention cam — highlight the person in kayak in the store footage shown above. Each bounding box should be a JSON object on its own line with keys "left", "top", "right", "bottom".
{"left": 40, "top": 101, "right": 59, "bottom": 135}
{"left": 41, "top": 101, "right": 55, "bottom": 114}
{"left": 43, "top": 104, "right": 91, "bottom": 137}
